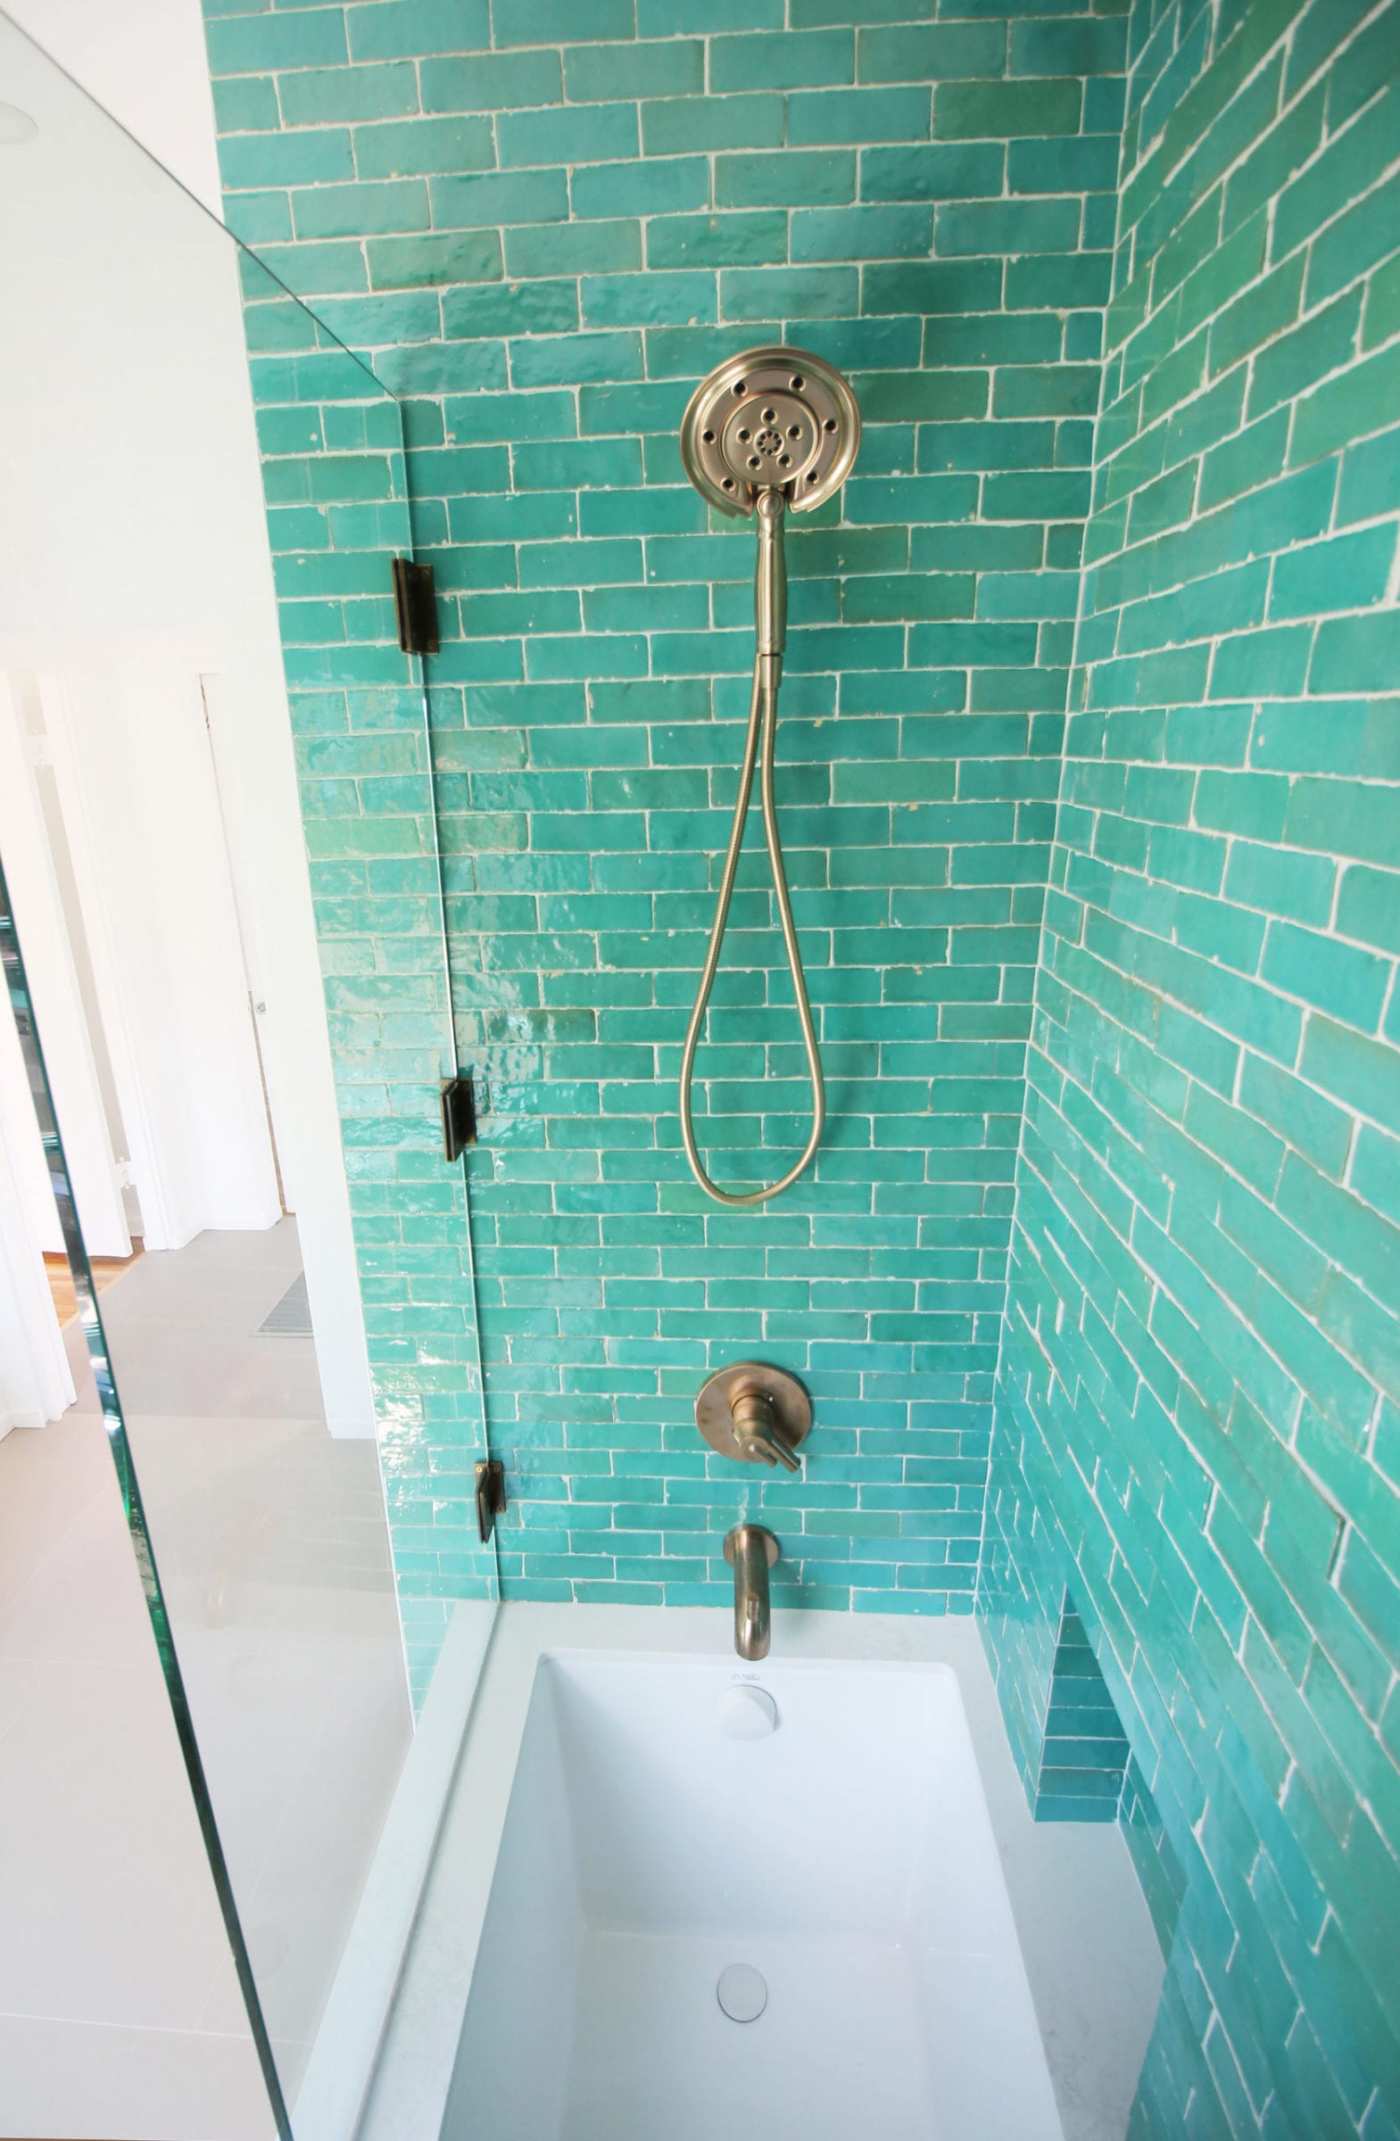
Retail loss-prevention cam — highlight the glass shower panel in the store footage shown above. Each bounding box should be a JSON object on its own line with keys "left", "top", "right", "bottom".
{"left": 0, "top": 15, "right": 496, "bottom": 2137}
{"left": 0, "top": 852, "right": 283, "bottom": 2141}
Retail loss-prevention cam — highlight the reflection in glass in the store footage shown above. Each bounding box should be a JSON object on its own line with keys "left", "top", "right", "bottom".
{"left": 0, "top": 851, "right": 289, "bottom": 2140}
{"left": 0, "top": 14, "right": 495, "bottom": 2135}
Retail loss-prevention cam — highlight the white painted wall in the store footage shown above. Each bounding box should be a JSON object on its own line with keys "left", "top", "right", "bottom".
{"left": 39, "top": 667, "right": 282, "bottom": 1250}
{"left": 0, "top": 8, "right": 376, "bottom": 1432}
{"left": 0, "top": 677, "right": 134, "bottom": 1259}
{"left": 3, "top": 0, "right": 222, "bottom": 211}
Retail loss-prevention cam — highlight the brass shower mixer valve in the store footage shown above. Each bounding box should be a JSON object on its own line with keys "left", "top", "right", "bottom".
{"left": 695, "top": 1361, "right": 812, "bottom": 1474}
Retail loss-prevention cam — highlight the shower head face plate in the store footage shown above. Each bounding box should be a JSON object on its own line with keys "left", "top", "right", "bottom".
{"left": 680, "top": 344, "right": 860, "bottom": 520}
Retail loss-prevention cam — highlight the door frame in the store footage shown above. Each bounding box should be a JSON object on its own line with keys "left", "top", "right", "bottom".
{"left": 0, "top": 671, "right": 131, "bottom": 1258}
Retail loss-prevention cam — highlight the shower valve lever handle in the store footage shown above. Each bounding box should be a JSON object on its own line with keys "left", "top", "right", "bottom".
{"left": 753, "top": 1427, "right": 802, "bottom": 1473}
{"left": 739, "top": 1418, "right": 801, "bottom": 1472}
{"left": 730, "top": 1383, "right": 802, "bottom": 1473}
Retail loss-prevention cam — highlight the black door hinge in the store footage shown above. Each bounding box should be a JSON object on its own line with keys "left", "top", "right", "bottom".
{"left": 475, "top": 1458, "right": 507, "bottom": 1545}
{"left": 441, "top": 1074, "right": 477, "bottom": 1163}
{"left": 392, "top": 556, "right": 439, "bottom": 656}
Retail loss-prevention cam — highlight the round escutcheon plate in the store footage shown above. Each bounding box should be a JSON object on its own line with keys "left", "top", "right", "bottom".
{"left": 694, "top": 1359, "right": 812, "bottom": 1464}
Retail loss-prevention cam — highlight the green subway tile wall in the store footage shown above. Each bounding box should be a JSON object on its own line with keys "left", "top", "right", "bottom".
{"left": 203, "top": 0, "right": 1400, "bottom": 2120}
{"left": 204, "top": 0, "right": 1126, "bottom": 1627}
{"left": 240, "top": 307, "right": 496, "bottom": 1700}
{"left": 980, "top": 0, "right": 1400, "bottom": 2133}
{"left": 1033, "top": 1598, "right": 1130, "bottom": 1822}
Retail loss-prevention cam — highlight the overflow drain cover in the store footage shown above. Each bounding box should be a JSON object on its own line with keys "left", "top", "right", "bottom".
{"left": 717, "top": 1963, "right": 768, "bottom": 2024}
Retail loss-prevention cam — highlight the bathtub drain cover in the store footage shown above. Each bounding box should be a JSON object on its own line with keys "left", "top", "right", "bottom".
{"left": 716, "top": 1963, "right": 768, "bottom": 2024}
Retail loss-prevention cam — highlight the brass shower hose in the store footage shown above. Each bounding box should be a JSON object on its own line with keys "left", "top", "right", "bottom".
{"left": 678, "top": 489, "right": 825, "bottom": 1207}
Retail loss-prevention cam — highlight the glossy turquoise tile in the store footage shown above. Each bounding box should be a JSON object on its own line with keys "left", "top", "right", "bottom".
{"left": 641, "top": 92, "right": 785, "bottom": 156}
{"left": 278, "top": 62, "right": 419, "bottom": 124}
{"left": 206, "top": 8, "right": 347, "bottom": 74}
{"left": 787, "top": 86, "right": 931, "bottom": 145}
{"left": 858, "top": 22, "right": 1007, "bottom": 84}
{"left": 982, "top": 6, "right": 1400, "bottom": 2140}
{"left": 420, "top": 49, "right": 562, "bottom": 112}
{"left": 291, "top": 177, "right": 430, "bottom": 237}
{"left": 208, "top": 5, "right": 1400, "bottom": 2122}
{"left": 715, "top": 149, "right": 857, "bottom": 208}
{"left": 499, "top": 101, "right": 639, "bottom": 171}
{"left": 345, "top": 0, "right": 488, "bottom": 61}
{"left": 710, "top": 28, "right": 854, "bottom": 92}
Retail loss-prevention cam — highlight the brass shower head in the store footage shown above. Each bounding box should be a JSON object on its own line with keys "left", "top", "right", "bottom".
{"left": 679, "top": 343, "right": 860, "bottom": 520}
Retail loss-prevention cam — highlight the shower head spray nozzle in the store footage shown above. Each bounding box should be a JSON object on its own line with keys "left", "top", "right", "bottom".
{"left": 679, "top": 343, "right": 860, "bottom": 520}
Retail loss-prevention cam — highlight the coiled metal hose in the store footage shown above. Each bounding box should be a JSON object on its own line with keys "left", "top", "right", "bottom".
{"left": 678, "top": 490, "right": 824, "bottom": 1207}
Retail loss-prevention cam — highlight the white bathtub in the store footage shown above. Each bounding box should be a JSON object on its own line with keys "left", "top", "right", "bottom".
{"left": 354, "top": 1606, "right": 1162, "bottom": 2141}
{"left": 441, "top": 1649, "right": 1064, "bottom": 2141}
